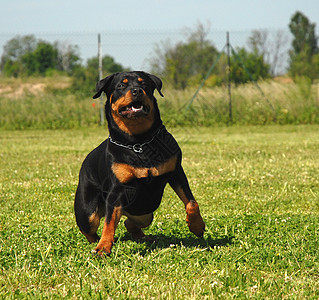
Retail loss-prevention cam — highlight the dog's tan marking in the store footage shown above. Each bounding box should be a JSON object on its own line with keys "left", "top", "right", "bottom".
{"left": 122, "top": 78, "right": 128, "bottom": 83}
{"left": 172, "top": 186, "right": 205, "bottom": 237}
{"left": 149, "top": 156, "right": 177, "bottom": 177}
{"left": 138, "top": 77, "right": 143, "bottom": 82}
{"left": 111, "top": 163, "right": 147, "bottom": 183}
{"left": 185, "top": 200, "right": 205, "bottom": 237}
{"left": 112, "top": 156, "right": 177, "bottom": 183}
{"left": 123, "top": 211, "right": 153, "bottom": 228}
{"left": 80, "top": 211, "right": 102, "bottom": 243}
{"left": 123, "top": 212, "right": 154, "bottom": 241}
{"left": 95, "top": 206, "right": 122, "bottom": 255}
{"left": 88, "top": 211, "right": 101, "bottom": 234}
{"left": 111, "top": 90, "right": 154, "bottom": 135}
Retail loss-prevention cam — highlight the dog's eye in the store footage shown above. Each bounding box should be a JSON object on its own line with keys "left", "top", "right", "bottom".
{"left": 117, "top": 83, "right": 126, "bottom": 89}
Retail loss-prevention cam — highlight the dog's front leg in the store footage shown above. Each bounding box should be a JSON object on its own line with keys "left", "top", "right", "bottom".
{"left": 95, "top": 205, "right": 122, "bottom": 256}
{"left": 169, "top": 166, "right": 205, "bottom": 237}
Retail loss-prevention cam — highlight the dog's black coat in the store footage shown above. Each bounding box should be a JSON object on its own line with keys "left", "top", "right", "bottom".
{"left": 74, "top": 71, "right": 205, "bottom": 255}
{"left": 75, "top": 125, "right": 181, "bottom": 218}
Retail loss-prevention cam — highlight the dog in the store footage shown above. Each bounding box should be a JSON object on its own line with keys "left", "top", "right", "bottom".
{"left": 74, "top": 71, "right": 205, "bottom": 256}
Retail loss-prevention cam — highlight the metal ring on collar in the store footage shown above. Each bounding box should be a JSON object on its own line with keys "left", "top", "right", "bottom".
{"left": 133, "top": 144, "right": 143, "bottom": 153}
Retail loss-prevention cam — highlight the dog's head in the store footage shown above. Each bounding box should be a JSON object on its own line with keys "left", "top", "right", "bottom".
{"left": 93, "top": 71, "right": 164, "bottom": 136}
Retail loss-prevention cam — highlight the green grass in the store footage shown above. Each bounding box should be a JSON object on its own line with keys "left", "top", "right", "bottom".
{"left": 0, "top": 125, "right": 318, "bottom": 298}
{"left": 1, "top": 76, "right": 319, "bottom": 129}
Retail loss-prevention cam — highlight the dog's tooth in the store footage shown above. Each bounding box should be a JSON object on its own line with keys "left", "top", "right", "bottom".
{"left": 132, "top": 105, "right": 143, "bottom": 112}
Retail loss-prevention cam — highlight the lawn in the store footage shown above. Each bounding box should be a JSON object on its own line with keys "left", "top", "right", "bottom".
{"left": 0, "top": 125, "right": 318, "bottom": 299}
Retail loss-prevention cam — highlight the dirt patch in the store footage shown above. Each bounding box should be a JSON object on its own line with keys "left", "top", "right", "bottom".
{"left": 273, "top": 76, "right": 293, "bottom": 84}
{"left": 0, "top": 78, "right": 70, "bottom": 98}
{"left": 0, "top": 83, "right": 45, "bottom": 97}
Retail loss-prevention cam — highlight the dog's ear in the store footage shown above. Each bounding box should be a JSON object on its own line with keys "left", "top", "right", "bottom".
{"left": 143, "top": 72, "right": 164, "bottom": 97}
{"left": 92, "top": 73, "right": 117, "bottom": 99}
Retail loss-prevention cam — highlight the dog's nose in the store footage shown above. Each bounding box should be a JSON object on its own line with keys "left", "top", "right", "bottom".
{"left": 131, "top": 88, "right": 143, "bottom": 97}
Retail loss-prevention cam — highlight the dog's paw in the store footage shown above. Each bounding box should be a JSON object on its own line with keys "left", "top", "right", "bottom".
{"left": 93, "top": 247, "right": 111, "bottom": 257}
{"left": 134, "top": 234, "right": 156, "bottom": 244}
{"left": 188, "top": 217, "right": 205, "bottom": 237}
{"left": 94, "top": 242, "right": 112, "bottom": 257}
{"left": 186, "top": 200, "right": 205, "bottom": 237}
{"left": 129, "top": 229, "right": 155, "bottom": 244}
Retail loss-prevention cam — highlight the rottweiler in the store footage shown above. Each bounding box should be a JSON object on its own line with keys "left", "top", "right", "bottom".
{"left": 74, "top": 71, "right": 205, "bottom": 256}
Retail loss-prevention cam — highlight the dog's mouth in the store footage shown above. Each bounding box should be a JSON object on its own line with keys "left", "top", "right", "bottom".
{"left": 119, "top": 101, "right": 149, "bottom": 118}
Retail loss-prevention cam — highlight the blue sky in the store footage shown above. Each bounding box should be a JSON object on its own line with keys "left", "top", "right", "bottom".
{"left": 1, "top": 0, "right": 318, "bottom": 32}
{"left": 1, "top": 0, "right": 319, "bottom": 70}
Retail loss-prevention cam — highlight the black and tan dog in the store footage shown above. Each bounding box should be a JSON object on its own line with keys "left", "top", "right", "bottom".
{"left": 74, "top": 71, "right": 205, "bottom": 256}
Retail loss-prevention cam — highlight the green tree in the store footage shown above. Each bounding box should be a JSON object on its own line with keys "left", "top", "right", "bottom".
{"left": 71, "top": 55, "right": 127, "bottom": 94}
{"left": 230, "top": 47, "right": 270, "bottom": 84}
{"left": 289, "top": 11, "right": 318, "bottom": 57}
{"left": 1, "top": 35, "right": 80, "bottom": 77}
{"left": 21, "top": 42, "right": 58, "bottom": 75}
{"left": 288, "top": 11, "right": 319, "bottom": 80}
{"left": 2, "top": 60, "right": 23, "bottom": 77}
{"left": 1, "top": 35, "right": 38, "bottom": 76}
{"left": 0, "top": 35, "right": 37, "bottom": 68}
{"left": 150, "top": 23, "right": 219, "bottom": 89}
{"left": 289, "top": 50, "right": 319, "bottom": 80}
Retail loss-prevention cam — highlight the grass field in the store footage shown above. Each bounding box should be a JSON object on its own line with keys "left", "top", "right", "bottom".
{"left": 0, "top": 125, "right": 318, "bottom": 298}
{"left": 1, "top": 76, "right": 319, "bottom": 129}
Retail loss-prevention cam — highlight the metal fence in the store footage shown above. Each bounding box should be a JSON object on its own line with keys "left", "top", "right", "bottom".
{"left": 0, "top": 28, "right": 291, "bottom": 74}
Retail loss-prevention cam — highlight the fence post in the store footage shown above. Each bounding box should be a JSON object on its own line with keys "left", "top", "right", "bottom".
{"left": 226, "top": 32, "right": 233, "bottom": 124}
{"left": 98, "top": 33, "right": 104, "bottom": 126}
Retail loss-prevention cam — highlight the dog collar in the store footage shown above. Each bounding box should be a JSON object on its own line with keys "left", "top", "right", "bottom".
{"left": 108, "top": 126, "right": 164, "bottom": 154}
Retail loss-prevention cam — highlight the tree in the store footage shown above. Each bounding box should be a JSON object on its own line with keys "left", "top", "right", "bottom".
{"left": 230, "top": 47, "right": 270, "bottom": 84}
{"left": 2, "top": 60, "right": 23, "bottom": 77}
{"left": 288, "top": 49, "right": 319, "bottom": 80}
{"left": 55, "top": 42, "right": 81, "bottom": 74}
{"left": 1, "top": 35, "right": 81, "bottom": 77}
{"left": 71, "top": 55, "right": 127, "bottom": 94}
{"left": 150, "top": 23, "right": 219, "bottom": 89}
{"left": 288, "top": 11, "right": 319, "bottom": 80}
{"left": 270, "top": 30, "right": 290, "bottom": 76}
{"left": 289, "top": 11, "right": 318, "bottom": 57}
{"left": 23, "top": 42, "right": 58, "bottom": 75}
{"left": 0, "top": 35, "right": 37, "bottom": 69}
{"left": 248, "top": 30, "right": 269, "bottom": 58}
{"left": 248, "top": 29, "right": 289, "bottom": 76}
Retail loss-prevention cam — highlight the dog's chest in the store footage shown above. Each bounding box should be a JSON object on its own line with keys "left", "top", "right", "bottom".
{"left": 112, "top": 156, "right": 177, "bottom": 183}
{"left": 111, "top": 127, "right": 181, "bottom": 184}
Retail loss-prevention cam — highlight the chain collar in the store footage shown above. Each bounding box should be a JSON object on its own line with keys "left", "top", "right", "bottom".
{"left": 108, "top": 126, "right": 164, "bottom": 154}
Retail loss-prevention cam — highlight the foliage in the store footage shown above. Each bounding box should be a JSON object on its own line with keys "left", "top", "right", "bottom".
{"left": 150, "top": 24, "right": 272, "bottom": 89}
{"left": 289, "top": 11, "right": 318, "bottom": 56}
{"left": 248, "top": 29, "right": 289, "bottom": 76}
{"left": 0, "top": 35, "right": 37, "bottom": 67}
{"left": 150, "top": 24, "right": 219, "bottom": 89}
{"left": 1, "top": 77, "right": 319, "bottom": 130}
{"left": 0, "top": 93, "right": 99, "bottom": 130}
{"left": 289, "top": 51, "right": 319, "bottom": 80}
{"left": 288, "top": 11, "right": 319, "bottom": 80}
{"left": 0, "top": 35, "right": 127, "bottom": 94}
{"left": 71, "top": 55, "right": 128, "bottom": 96}
{"left": 0, "top": 35, "right": 81, "bottom": 77}
{"left": 22, "top": 42, "right": 59, "bottom": 76}
{"left": 55, "top": 42, "right": 81, "bottom": 74}
{"left": 0, "top": 126, "right": 318, "bottom": 298}
{"left": 230, "top": 47, "right": 271, "bottom": 84}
